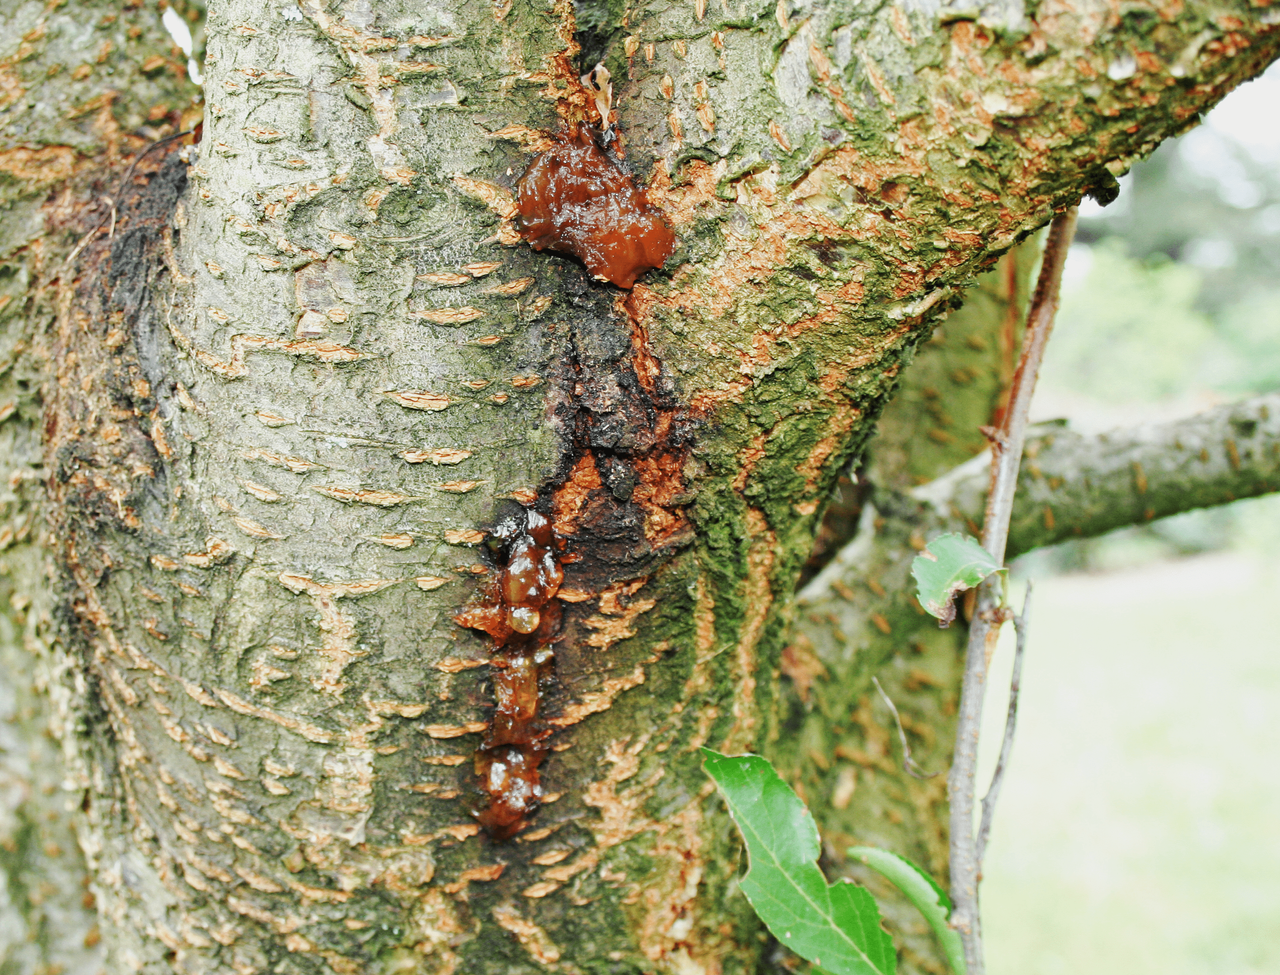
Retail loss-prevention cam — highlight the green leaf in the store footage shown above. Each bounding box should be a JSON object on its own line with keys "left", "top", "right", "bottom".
{"left": 702, "top": 749, "right": 895, "bottom": 975}
{"left": 911, "top": 532, "right": 1001, "bottom": 624}
{"left": 847, "top": 847, "right": 967, "bottom": 975}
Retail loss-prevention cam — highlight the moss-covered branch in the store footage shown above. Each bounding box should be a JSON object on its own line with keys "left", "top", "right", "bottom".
{"left": 800, "top": 395, "right": 1280, "bottom": 646}
{"left": 916, "top": 392, "right": 1280, "bottom": 557}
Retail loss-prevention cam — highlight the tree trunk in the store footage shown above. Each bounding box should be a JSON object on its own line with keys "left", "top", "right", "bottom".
{"left": 3, "top": 0, "right": 1278, "bottom": 973}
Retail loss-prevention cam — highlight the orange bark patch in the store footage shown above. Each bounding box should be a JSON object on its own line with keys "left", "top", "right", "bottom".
{"left": 583, "top": 598, "right": 658, "bottom": 651}
{"left": 794, "top": 404, "right": 862, "bottom": 492}
{"left": 0, "top": 145, "right": 80, "bottom": 184}
{"left": 633, "top": 803, "right": 713, "bottom": 968}
{"left": 630, "top": 452, "right": 692, "bottom": 546}
{"left": 780, "top": 638, "right": 827, "bottom": 704}
{"left": 723, "top": 509, "right": 775, "bottom": 753}
{"left": 643, "top": 157, "right": 723, "bottom": 228}
{"left": 546, "top": 662, "right": 648, "bottom": 727}
{"left": 551, "top": 453, "right": 604, "bottom": 537}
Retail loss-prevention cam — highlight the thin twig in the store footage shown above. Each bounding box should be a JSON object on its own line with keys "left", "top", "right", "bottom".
{"left": 947, "top": 207, "right": 1078, "bottom": 975}
{"left": 872, "top": 676, "right": 942, "bottom": 780}
{"left": 975, "top": 582, "right": 1032, "bottom": 869}
{"left": 981, "top": 210, "right": 1078, "bottom": 567}
{"left": 61, "top": 129, "right": 193, "bottom": 272}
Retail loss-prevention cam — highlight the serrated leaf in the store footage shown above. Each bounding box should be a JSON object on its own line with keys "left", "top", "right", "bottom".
{"left": 847, "top": 847, "right": 966, "bottom": 975}
{"left": 911, "top": 532, "right": 1001, "bottom": 624}
{"left": 703, "top": 750, "right": 895, "bottom": 975}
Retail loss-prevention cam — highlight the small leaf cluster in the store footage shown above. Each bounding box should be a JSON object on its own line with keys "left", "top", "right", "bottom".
{"left": 703, "top": 750, "right": 965, "bottom": 975}
{"left": 910, "top": 532, "right": 1002, "bottom": 625}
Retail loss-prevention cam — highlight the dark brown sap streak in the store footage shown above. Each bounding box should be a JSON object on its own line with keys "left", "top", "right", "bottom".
{"left": 458, "top": 126, "right": 673, "bottom": 836}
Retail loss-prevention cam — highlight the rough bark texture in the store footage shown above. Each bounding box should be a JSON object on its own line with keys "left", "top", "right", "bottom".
{"left": 871, "top": 241, "right": 1040, "bottom": 490}
{"left": 3, "top": 0, "right": 1280, "bottom": 973}
{"left": 1, "top": 0, "right": 201, "bottom": 970}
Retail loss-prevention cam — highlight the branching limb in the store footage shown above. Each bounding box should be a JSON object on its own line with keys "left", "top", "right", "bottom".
{"left": 799, "top": 395, "right": 1280, "bottom": 654}
{"left": 811, "top": 395, "right": 1280, "bottom": 613}
{"left": 799, "top": 397, "right": 1280, "bottom": 695}
{"left": 918, "top": 392, "right": 1280, "bottom": 559}
{"left": 948, "top": 207, "right": 1078, "bottom": 975}
{"left": 975, "top": 583, "right": 1032, "bottom": 871}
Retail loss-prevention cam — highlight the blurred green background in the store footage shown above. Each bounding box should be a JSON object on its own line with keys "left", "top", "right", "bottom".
{"left": 979, "top": 62, "right": 1280, "bottom": 975}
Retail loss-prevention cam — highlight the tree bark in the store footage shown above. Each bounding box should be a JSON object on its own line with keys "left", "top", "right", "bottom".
{"left": 2, "top": 1, "right": 201, "bottom": 970}
{"left": 3, "top": 0, "right": 1279, "bottom": 973}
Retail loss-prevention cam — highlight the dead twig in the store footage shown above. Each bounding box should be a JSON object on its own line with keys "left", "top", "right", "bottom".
{"left": 61, "top": 128, "right": 193, "bottom": 272}
{"left": 975, "top": 582, "right": 1032, "bottom": 869}
{"left": 947, "top": 207, "right": 1078, "bottom": 975}
{"left": 872, "top": 676, "right": 942, "bottom": 780}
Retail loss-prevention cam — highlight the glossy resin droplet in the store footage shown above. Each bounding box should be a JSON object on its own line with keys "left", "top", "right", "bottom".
{"left": 454, "top": 507, "right": 566, "bottom": 840}
{"left": 515, "top": 125, "right": 676, "bottom": 289}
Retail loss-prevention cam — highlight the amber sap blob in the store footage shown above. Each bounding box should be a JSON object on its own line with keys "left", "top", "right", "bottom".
{"left": 455, "top": 506, "right": 566, "bottom": 840}
{"left": 515, "top": 125, "right": 676, "bottom": 289}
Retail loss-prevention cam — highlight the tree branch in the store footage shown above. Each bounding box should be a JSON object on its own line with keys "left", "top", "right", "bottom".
{"left": 976, "top": 210, "right": 1080, "bottom": 565}
{"left": 796, "top": 393, "right": 1280, "bottom": 694}
{"left": 800, "top": 395, "right": 1280, "bottom": 645}
{"left": 917, "top": 392, "right": 1280, "bottom": 559}
{"left": 975, "top": 583, "right": 1032, "bottom": 871}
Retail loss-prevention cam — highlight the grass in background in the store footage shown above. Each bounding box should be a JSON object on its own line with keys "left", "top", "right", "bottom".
{"left": 980, "top": 555, "right": 1280, "bottom": 975}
